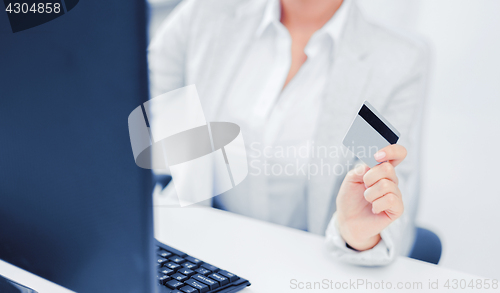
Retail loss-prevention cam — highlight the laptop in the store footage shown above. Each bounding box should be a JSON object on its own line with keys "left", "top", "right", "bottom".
{"left": 0, "top": 0, "right": 250, "bottom": 292}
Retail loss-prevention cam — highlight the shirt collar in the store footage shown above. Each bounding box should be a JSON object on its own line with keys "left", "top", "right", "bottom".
{"left": 256, "top": 0, "right": 352, "bottom": 43}
{"left": 255, "top": 0, "right": 280, "bottom": 37}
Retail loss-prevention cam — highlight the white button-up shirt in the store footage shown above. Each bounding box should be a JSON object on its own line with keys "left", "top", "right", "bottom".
{"left": 150, "top": 0, "right": 426, "bottom": 266}
{"left": 212, "top": 0, "right": 351, "bottom": 230}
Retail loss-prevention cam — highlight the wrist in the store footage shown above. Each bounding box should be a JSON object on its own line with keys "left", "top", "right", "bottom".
{"left": 344, "top": 234, "right": 381, "bottom": 251}
{"left": 337, "top": 215, "right": 381, "bottom": 251}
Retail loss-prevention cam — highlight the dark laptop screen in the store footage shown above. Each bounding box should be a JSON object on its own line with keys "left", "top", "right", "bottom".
{"left": 0, "top": 1, "right": 154, "bottom": 292}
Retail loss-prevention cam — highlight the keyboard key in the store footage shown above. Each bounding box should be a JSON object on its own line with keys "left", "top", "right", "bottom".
{"left": 166, "top": 279, "right": 184, "bottom": 290}
{"left": 177, "top": 268, "right": 195, "bottom": 277}
{"left": 158, "top": 250, "right": 172, "bottom": 258}
{"left": 185, "top": 279, "right": 208, "bottom": 293}
{"left": 154, "top": 244, "right": 247, "bottom": 292}
{"left": 192, "top": 274, "right": 219, "bottom": 290}
{"left": 171, "top": 273, "right": 188, "bottom": 282}
{"left": 180, "top": 285, "right": 198, "bottom": 293}
{"left": 209, "top": 273, "right": 229, "bottom": 286}
{"left": 157, "top": 286, "right": 178, "bottom": 293}
{"left": 182, "top": 262, "right": 198, "bottom": 269}
{"left": 201, "top": 263, "right": 218, "bottom": 272}
{"left": 195, "top": 268, "right": 211, "bottom": 275}
{"left": 218, "top": 270, "right": 239, "bottom": 282}
{"left": 159, "top": 245, "right": 188, "bottom": 257}
{"left": 165, "top": 262, "right": 181, "bottom": 270}
{"left": 159, "top": 267, "right": 174, "bottom": 276}
{"left": 158, "top": 275, "right": 171, "bottom": 285}
{"left": 158, "top": 257, "right": 169, "bottom": 266}
{"left": 185, "top": 256, "right": 203, "bottom": 265}
{"left": 169, "top": 256, "right": 186, "bottom": 264}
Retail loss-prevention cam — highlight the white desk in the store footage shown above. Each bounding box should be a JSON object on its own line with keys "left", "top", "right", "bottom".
{"left": 0, "top": 206, "right": 484, "bottom": 292}
{"left": 156, "top": 207, "right": 484, "bottom": 292}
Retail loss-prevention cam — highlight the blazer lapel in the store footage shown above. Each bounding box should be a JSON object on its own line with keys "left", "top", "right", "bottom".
{"left": 307, "top": 4, "right": 375, "bottom": 234}
{"left": 190, "top": 1, "right": 273, "bottom": 212}
{"left": 194, "top": 2, "right": 265, "bottom": 122}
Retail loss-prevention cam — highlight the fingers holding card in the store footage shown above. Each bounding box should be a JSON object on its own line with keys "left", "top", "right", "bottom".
{"left": 342, "top": 101, "right": 400, "bottom": 167}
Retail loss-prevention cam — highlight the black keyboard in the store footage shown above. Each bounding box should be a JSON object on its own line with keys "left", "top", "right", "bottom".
{"left": 156, "top": 241, "right": 251, "bottom": 293}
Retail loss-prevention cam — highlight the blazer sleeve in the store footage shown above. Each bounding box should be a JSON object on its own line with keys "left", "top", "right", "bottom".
{"left": 324, "top": 44, "right": 430, "bottom": 266}
{"left": 147, "top": 1, "right": 190, "bottom": 177}
{"left": 148, "top": 0, "right": 197, "bottom": 98}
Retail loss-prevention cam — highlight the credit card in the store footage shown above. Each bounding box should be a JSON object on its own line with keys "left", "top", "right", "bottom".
{"left": 342, "top": 101, "right": 400, "bottom": 168}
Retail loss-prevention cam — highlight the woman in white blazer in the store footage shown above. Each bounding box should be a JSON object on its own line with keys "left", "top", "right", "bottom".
{"left": 148, "top": 0, "right": 428, "bottom": 266}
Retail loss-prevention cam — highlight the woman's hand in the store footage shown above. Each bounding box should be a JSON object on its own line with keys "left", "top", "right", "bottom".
{"left": 336, "top": 144, "right": 407, "bottom": 251}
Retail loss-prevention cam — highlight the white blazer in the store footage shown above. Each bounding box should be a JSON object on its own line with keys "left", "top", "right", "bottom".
{"left": 148, "top": 0, "right": 429, "bottom": 265}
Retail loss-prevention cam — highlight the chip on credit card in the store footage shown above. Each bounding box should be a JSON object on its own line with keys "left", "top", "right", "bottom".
{"left": 342, "top": 101, "right": 400, "bottom": 168}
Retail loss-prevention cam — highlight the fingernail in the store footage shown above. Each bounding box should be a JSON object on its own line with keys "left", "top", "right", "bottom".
{"left": 374, "top": 151, "right": 386, "bottom": 161}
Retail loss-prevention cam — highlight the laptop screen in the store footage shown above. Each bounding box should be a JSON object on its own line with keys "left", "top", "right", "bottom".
{"left": 0, "top": 1, "right": 154, "bottom": 292}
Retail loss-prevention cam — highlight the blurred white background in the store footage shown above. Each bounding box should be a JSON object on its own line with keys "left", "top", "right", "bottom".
{"left": 148, "top": 0, "right": 500, "bottom": 279}
{"left": 356, "top": 0, "right": 500, "bottom": 279}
